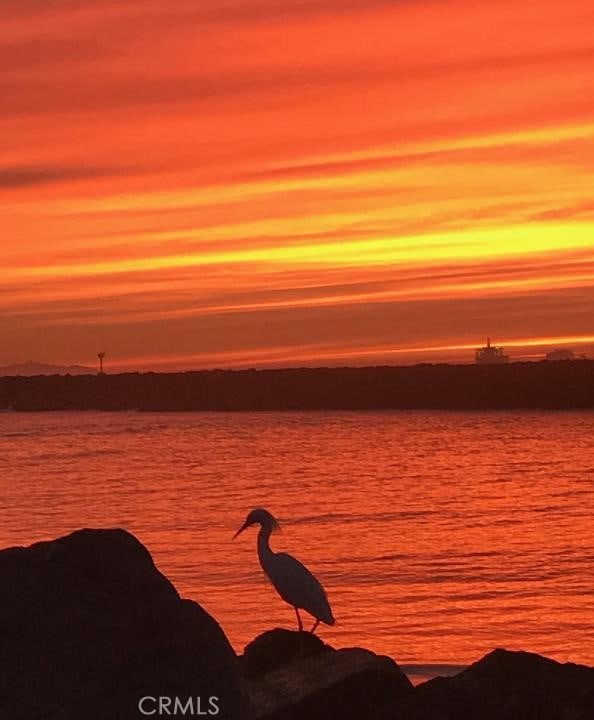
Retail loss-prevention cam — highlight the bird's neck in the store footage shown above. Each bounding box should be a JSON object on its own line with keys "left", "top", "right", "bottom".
{"left": 257, "top": 525, "right": 274, "bottom": 564}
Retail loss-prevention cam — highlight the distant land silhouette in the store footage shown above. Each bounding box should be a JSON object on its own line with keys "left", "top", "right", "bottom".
{"left": 1, "top": 361, "right": 594, "bottom": 411}
{"left": 0, "top": 361, "right": 94, "bottom": 377}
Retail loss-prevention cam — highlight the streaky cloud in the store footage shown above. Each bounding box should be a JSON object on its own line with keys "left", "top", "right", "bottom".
{"left": 0, "top": 164, "right": 134, "bottom": 190}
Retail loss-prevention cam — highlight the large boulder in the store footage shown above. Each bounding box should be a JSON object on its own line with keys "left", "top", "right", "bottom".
{"left": 572, "top": 686, "right": 594, "bottom": 720}
{"left": 241, "top": 628, "right": 332, "bottom": 679}
{"left": 373, "top": 648, "right": 594, "bottom": 720}
{"left": 0, "top": 529, "right": 252, "bottom": 719}
{"left": 247, "top": 640, "right": 413, "bottom": 720}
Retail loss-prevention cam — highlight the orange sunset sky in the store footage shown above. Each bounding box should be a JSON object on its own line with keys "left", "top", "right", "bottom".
{"left": 2, "top": 0, "right": 594, "bottom": 370}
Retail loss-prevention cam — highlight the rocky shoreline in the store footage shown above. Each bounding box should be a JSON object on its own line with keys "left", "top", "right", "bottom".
{"left": 2, "top": 361, "right": 594, "bottom": 411}
{"left": 1, "top": 529, "right": 592, "bottom": 719}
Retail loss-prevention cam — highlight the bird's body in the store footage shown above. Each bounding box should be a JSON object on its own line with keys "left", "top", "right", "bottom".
{"left": 234, "top": 508, "right": 335, "bottom": 632}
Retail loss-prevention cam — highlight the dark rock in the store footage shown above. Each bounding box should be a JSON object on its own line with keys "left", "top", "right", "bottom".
{"left": 242, "top": 628, "right": 332, "bottom": 679}
{"left": 572, "top": 686, "right": 594, "bottom": 720}
{"left": 0, "top": 528, "right": 252, "bottom": 720}
{"left": 372, "top": 648, "right": 594, "bottom": 720}
{"left": 248, "top": 646, "right": 413, "bottom": 720}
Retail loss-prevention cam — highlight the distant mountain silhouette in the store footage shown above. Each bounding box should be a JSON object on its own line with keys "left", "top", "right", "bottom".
{"left": 0, "top": 361, "right": 94, "bottom": 377}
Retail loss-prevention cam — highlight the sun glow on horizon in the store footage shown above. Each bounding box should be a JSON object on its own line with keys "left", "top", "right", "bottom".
{"left": 2, "top": 0, "right": 594, "bottom": 369}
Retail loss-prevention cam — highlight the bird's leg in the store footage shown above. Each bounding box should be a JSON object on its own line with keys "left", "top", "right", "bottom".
{"left": 294, "top": 607, "right": 303, "bottom": 632}
{"left": 310, "top": 618, "right": 320, "bottom": 634}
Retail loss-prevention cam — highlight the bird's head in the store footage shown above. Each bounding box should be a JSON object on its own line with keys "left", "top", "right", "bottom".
{"left": 233, "top": 507, "right": 280, "bottom": 539}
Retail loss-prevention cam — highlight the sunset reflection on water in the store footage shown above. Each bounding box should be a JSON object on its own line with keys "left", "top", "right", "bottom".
{"left": 1, "top": 410, "right": 593, "bottom": 668}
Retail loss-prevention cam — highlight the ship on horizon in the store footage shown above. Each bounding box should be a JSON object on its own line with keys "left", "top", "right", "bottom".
{"left": 475, "top": 338, "right": 510, "bottom": 365}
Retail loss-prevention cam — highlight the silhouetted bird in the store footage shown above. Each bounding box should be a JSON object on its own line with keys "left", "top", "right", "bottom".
{"left": 233, "top": 508, "right": 335, "bottom": 633}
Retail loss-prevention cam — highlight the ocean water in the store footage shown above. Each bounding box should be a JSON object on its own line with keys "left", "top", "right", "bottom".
{"left": 1, "top": 410, "right": 593, "bottom": 675}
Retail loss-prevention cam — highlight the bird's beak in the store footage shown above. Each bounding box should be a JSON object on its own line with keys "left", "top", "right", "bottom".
{"left": 232, "top": 521, "right": 249, "bottom": 540}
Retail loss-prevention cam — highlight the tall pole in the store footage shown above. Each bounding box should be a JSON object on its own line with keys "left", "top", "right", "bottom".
{"left": 98, "top": 351, "right": 106, "bottom": 375}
